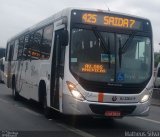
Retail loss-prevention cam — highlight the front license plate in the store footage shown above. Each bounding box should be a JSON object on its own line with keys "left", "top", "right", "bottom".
{"left": 105, "top": 111, "right": 121, "bottom": 117}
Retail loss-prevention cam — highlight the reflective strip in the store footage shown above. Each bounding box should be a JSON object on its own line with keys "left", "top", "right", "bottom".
{"left": 98, "top": 93, "right": 104, "bottom": 102}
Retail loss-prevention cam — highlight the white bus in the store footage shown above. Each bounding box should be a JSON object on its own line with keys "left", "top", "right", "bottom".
{"left": 5, "top": 8, "right": 153, "bottom": 118}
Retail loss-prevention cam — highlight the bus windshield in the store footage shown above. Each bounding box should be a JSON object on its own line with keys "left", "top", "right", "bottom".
{"left": 70, "top": 28, "right": 152, "bottom": 84}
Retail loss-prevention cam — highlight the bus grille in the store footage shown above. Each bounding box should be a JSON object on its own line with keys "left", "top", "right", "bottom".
{"left": 89, "top": 104, "right": 136, "bottom": 116}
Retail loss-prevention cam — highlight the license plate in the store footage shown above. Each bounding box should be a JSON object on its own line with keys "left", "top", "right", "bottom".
{"left": 105, "top": 111, "right": 121, "bottom": 117}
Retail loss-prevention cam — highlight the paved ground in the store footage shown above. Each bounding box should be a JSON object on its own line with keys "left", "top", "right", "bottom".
{"left": 152, "top": 88, "right": 160, "bottom": 106}
{"left": 0, "top": 83, "right": 160, "bottom": 137}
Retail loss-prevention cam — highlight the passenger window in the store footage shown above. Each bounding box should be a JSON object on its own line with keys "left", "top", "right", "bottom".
{"left": 13, "top": 40, "right": 19, "bottom": 61}
{"left": 6, "top": 43, "right": 10, "bottom": 61}
{"left": 41, "top": 24, "right": 53, "bottom": 60}
{"left": 29, "top": 30, "right": 43, "bottom": 59}
{"left": 9, "top": 41, "right": 15, "bottom": 61}
{"left": 23, "top": 34, "right": 30, "bottom": 59}
{"left": 17, "top": 37, "right": 24, "bottom": 60}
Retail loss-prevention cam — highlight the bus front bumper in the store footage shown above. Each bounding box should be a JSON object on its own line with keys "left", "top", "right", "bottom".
{"left": 62, "top": 94, "right": 151, "bottom": 116}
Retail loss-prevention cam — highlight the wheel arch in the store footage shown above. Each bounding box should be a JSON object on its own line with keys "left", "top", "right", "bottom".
{"left": 38, "top": 80, "right": 47, "bottom": 104}
{"left": 12, "top": 74, "right": 16, "bottom": 89}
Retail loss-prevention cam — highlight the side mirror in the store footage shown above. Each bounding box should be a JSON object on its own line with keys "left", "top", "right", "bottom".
{"left": 61, "top": 30, "right": 68, "bottom": 46}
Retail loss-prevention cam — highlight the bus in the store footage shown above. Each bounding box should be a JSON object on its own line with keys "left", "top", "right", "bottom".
{"left": 4, "top": 8, "right": 153, "bottom": 118}
{"left": 0, "top": 57, "right": 5, "bottom": 83}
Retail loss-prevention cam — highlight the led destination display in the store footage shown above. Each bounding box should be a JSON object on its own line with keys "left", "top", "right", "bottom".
{"left": 82, "top": 13, "right": 142, "bottom": 30}
{"left": 71, "top": 10, "right": 149, "bottom": 31}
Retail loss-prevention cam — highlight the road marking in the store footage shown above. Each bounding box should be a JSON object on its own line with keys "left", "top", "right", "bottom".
{"left": 15, "top": 105, "right": 42, "bottom": 117}
{"left": 0, "top": 98, "right": 10, "bottom": 104}
{"left": 15, "top": 105, "right": 42, "bottom": 116}
{"left": 57, "top": 123, "right": 95, "bottom": 137}
{"left": 136, "top": 117, "right": 160, "bottom": 125}
{"left": 20, "top": 107, "right": 42, "bottom": 116}
{"left": 0, "top": 97, "right": 42, "bottom": 116}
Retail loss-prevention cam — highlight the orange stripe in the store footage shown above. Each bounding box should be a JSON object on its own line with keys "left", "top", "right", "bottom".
{"left": 98, "top": 93, "right": 104, "bottom": 102}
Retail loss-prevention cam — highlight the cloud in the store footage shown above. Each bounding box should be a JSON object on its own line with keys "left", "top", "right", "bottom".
{"left": 0, "top": 0, "right": 159, "bottom": 51}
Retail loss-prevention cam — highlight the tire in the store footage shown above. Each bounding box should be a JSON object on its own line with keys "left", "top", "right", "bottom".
{"left": 12, "top": 81, "right": 19, "bottom": 100}
{"left": 43, "top": 94, "right": 52, "bottom": 119}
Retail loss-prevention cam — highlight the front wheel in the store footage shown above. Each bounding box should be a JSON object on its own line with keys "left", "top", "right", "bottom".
{"left": 43, "top": 96, "right": 52, "bottom": 119}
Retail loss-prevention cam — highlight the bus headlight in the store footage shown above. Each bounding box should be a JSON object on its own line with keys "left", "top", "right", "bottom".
{"left": 66, "top": 81, "right": 85, "bottom": 101}
{"left": 141, "top": 95, "right": 150, "bottom": 103}
{"left": 71, "top": 89, "right": 84, "bottom": 100}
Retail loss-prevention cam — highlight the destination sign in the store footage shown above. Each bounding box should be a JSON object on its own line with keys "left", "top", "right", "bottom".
{"left": 71, "top": 10, "right": 150, "bottom": 31}
{"left": 82, "top": 13, "right": 142, "bottom": 30}
{"left": 80, "top": 63, "right": 106, "bottom": 73}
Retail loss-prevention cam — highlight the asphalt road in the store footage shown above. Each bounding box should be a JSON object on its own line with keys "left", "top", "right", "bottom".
{"left": 0, "top": 83, "right": 160, "bottom": 137}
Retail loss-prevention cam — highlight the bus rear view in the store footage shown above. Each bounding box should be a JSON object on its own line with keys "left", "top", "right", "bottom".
{"left": 63, "top": 9, "right": 153, "bottom": 117}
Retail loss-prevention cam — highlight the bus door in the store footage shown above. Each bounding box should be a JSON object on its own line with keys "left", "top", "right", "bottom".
{"left": 18, "top": 34, "right": 31, "bottom": 99}
{"left": 51, "top": 23, "right": 67, "bottom": 110}
{"left": 17, "top": 58, "right": 30, "bottom": 98}
{"left": 16, "top": 37, "right": 25, "bottom": 94}
{"left": 6, "top": 42, "right": 14, "bottom": 88}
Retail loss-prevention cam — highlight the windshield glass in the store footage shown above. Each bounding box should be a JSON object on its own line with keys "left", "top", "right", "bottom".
{"left": 116, "top": 34, "right": 152, "bottom": 83}
{"left": 70, "top": 28, "right": 152, "bottom": 84}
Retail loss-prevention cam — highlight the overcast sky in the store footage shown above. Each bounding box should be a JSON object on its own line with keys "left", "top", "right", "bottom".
{"left": 0, "top": 0, "right": 159, "bottom": 51}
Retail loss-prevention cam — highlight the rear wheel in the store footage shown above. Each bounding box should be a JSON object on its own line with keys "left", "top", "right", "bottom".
{"left": 12, "top": 80, "right": 19, "bottom": 100}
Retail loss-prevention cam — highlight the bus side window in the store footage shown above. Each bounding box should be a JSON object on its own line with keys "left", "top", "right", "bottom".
{"left": 13, "top": 40, "right": 19, "bottom": 61}
{"left": 29, "top": 29, "right": 43, "bottom": 60}
{"left": 41, "top": 24, "right": 53, "bottom": 60}
{"left": 8, "top": 41, "right": 15, "bottom": 61}
{"left": 17, "top": 37, "right": 24, "bottom": 60}
{"left": 5, "top": 43, "right": 9, "bottom": 61}
{"left": 23, "top": 34, "right": 30, "bottom": 60}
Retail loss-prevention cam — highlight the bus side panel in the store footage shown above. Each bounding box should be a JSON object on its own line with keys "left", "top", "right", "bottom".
{"left": 17, "top": 60, "right": 31, "bottom": 99}
{"left": 26, "top": 60, "right": 42, "bottom": 101}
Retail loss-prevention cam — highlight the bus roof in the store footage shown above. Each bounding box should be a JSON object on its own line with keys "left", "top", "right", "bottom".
{"left": 7, "top": 7, "right": 150, "bottom": 42}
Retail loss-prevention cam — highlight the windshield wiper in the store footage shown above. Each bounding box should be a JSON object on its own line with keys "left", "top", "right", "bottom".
{"left": 118, "top": 32, "right": 136, "bottom": 68}
{"left": 118, "top": 38, "right": 122, "bottom": 68}
{"left": 121, "top": 32, "right": 136, "bottom": 53}
{"left": 107, "top": 38, "right": 111, "bottom": 68}
{"left": 93, "top": 30, "right": 111, "bottom": 68}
